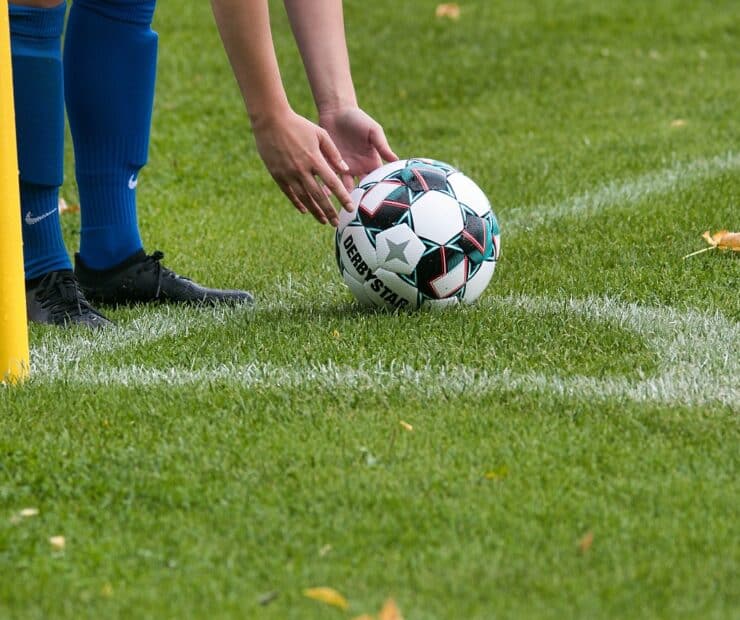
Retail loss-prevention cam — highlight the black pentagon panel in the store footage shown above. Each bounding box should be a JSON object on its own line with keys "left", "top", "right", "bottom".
{"left": 359, "top": 203, "right": 408, "bottom": 231}
{"left": 414, "top": 245, "right": 465, "bottom": 299}
{"left": 415, "top": 248, "right": 444, "bottom": 298}
{"left": 446, "top": 246, "right": 466, "bottom": 272}
{"left": 358, "top": 185, "right": 411, "bottom": 231}
{"left": 458, "top": 214, "right": 488, "bottom": 255}
{"left": 395, "top": 163, "right": 449, "bottom": 193}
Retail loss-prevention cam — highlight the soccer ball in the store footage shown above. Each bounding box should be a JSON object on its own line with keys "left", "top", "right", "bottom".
{"left": 335, "top": 158, "right": 500, "bottom": 310}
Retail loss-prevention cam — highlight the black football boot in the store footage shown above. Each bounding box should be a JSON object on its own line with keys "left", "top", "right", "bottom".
{"left": 26, "top": 270, "right": 112, "bottom": 328}
{"left": 75, "top": 250, "right": 254, "bottom": 306}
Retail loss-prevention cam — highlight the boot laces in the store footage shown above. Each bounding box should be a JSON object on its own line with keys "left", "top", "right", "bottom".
{"left": 38, "top": 272, "right": 93, "bottom": 321}
{"left": 136, "top": 251, "right": 191, "bottom": 299}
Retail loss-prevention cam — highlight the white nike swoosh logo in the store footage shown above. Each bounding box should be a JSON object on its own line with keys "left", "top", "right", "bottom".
{"left": 24, "top": 208, "right": 58, "bottom": 226}
{"left": 128, "top": 174, "right": 138, "bottom": 190}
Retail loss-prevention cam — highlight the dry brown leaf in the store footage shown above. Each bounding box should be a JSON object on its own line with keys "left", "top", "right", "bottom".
{"left": 58, "top": 197, "right": 80, "bottom": 215}
{"left": 49, "top": 535, "right": 66, "bottom": 551}
{"left": 703, "top": 230, "right": 740, "bottom": 250}
{"left": 303, "top": 587, "right": 349, "bottom": 610}
{"left": 578, "top": 531, "right": 594, "bottom": 553}
{"left": 435, "top": 3, "right": 461, "bottom": 19}
{"left": 684, "top": 230, "right": 740, "bottom": 258}
{"left": 379, "top": 598, "right": 404, "bottom": 620}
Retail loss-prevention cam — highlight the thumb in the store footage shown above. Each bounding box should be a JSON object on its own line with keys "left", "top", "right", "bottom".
{"left": 369, "top": 125, "right": 399, "bottom": 162}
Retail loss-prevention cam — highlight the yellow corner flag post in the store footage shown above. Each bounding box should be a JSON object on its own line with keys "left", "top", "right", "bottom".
{"left": 0, "top": 0, "right": 29, "bottom": 383}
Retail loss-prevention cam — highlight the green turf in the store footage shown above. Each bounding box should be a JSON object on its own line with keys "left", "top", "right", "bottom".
{"left": 2, "top": 0, "right": 739, "bottom": 618}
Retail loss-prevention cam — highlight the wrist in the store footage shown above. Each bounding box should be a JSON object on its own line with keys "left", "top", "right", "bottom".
{"left": 248, "top": 99, "right": 294, "bottom": 130}
{"left": 317, "top": 96, "right": 358, "bottom": 118}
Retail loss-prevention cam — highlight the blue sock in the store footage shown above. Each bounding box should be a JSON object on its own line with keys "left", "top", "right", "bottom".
{"left": 10, "top": 2, "right": 72, "bottom": 280}
{"left": 64, "top": 0, "right": 158, "bottom": 270}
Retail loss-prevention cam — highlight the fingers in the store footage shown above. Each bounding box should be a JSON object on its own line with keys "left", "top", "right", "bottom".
{"left": 303, "top": 173, "right": 339, "bottom": 226}
{"left": 279, "top": 183, "right": 307, "bottom": 215}
{"left": 339, "top": 172, "right": 355, "bottom": 192}
{"left": 278, "top": 172, "right": 340, "bottom": 226}
{"left": 318, "top": 132, "right": 354, "bottom": 211}
{"left": 317, "top": 130, "right": 348, "bottom": 175}
{"left": 316, "top": 165, "right": 353, "bottom": 215}
{"left": 265, "top": 119, "right": 358, "bottom": 226}
{"left": 369, "top": 125, "right": 399, "bottom": 162}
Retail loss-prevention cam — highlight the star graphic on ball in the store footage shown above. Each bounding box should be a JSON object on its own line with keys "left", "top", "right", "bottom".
{"left": 385, "top": 238, "right": 410, "bottom": 264}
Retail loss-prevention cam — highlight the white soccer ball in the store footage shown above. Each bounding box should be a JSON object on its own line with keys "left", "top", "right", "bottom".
{"left": 335, "top": 158, "right": 501, "bottom": 310}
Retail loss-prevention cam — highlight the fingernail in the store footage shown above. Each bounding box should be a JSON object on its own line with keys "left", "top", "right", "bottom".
{"left": 340, "top": 160, "right": 350, "bottom": 172}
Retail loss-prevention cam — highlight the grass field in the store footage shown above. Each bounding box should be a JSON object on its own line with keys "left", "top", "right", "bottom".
{"left": 2, "top": 0, "right": 739, "bottom": 618}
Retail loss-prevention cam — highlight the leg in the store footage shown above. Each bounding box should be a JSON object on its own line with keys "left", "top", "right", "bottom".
{"left": 65, "top": 0, "right": 254, "bottom": 306}
{"left": 10, "top": 0, "right": 109, "bottom": 327}
{"left": 10, "top": 0, "right": 70, "bottom": 280}
{"left": 64, "top": 0, "right": 156, "bottom": 270}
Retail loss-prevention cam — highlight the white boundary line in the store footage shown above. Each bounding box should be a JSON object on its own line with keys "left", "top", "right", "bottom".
{"left": 505, "top": 151, "right": 740, "bottom": 232}
{"left": 30, "top": 295, "right": 739, "bottom": 407}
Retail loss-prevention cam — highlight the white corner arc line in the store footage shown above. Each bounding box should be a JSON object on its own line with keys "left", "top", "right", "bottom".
{"left": 29, "top": 295, "right": 740, "bottom": 408}
{"left": 25, "top": 152, "right": 740, "bottom": 405}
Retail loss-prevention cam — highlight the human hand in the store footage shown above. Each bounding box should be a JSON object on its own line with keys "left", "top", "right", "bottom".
{"left": 319, "top": 106, "right": 398, "bottom": 191}
{"left": 252, "top": 109, "right": 354, "bottom": 226}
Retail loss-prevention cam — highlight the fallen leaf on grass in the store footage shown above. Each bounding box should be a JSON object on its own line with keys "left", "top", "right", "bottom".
{"left": 684, "top": 230, "right": 740, "bottom": 258}
{"left": 352, "top": 597, "right": 405, "bottom": 620}
{"left": 399, "top": 420, "right": 413, "bottom": 432}
{"left": 10, "top": 507, "right": 39, "bottom": 524}
{"left": 379, "top": 598, "right": 404, "bottom": 620}
{"left": 703, "top": 230, "right": 740, "bottom": 250}
{"left": 58, "top": 197, "right": 80, "bottom": 215}
{"left": 303, "top": 587, "right": 349, "bottom": 610}
{"left": 49, "top": 535, "right": 66, "bottom": 551}
{"left": 670, "top": 119, "right": 687, "bottom": 128}
{"left": 435, "top": 3, "right": 461, "bottom": 19}
{"left": 578, "top": 531, "right": 594, "bottom": 553}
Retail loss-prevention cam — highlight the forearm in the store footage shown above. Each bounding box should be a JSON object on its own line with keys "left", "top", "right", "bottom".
{"left": 210, "top": 0, "right": 291, "bottom": 126}
{"left": 283, "top": 0, "right": 357, "bottom": 113}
